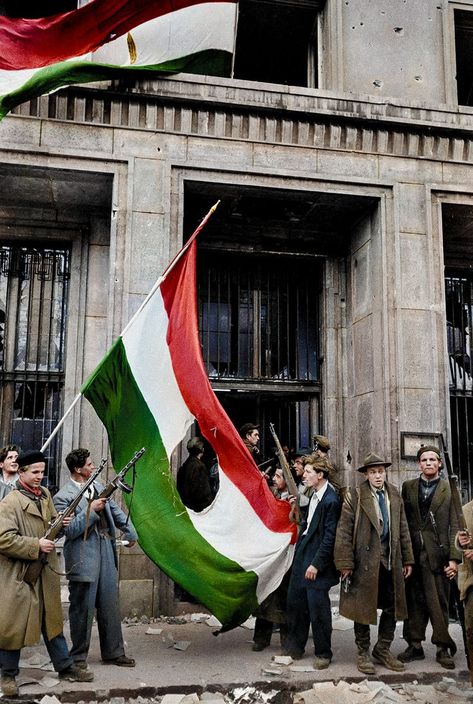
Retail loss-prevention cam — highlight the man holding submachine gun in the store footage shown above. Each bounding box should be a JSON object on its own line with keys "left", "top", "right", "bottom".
{"left": 53, "top": 447, "right": 144, "bottom": 673}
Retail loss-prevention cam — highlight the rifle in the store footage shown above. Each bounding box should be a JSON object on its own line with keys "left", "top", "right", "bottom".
{"left": 95, "top": 447, "right": 146, "bottom": 500}
{"left": 23, "top": 458, "right": 107, "bottom": 586}
{"left": 439, "top": 434, "right": 472, "bottom": 670}
{"left": 269, "top": 423, "right": 300, "bottom": 525}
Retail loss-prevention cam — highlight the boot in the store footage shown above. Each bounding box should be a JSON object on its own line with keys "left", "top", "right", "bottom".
{"left": 59, "top": 664, "right": 94, "bottom": 682}
{"left": 357, "top": 650, "right": 376, "bottom": 675}
{"left": 372, "top": 643, "right": 405, "bottom": 672}
{"left": 398, "top": 643, "right": 425, "bottom": 663}
{"left": 436, "top": 647, "right": 455, "bottom": 670}
{"left": 1, "top": 675, "right": 19, "bottom": 697}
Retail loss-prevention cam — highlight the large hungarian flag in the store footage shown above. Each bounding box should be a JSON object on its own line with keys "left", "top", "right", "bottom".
{"left": 0, "top": 0, "right": 238, "bottom": 120}
{"left": 81, "top": 233, "right": 297, "bottom": 630}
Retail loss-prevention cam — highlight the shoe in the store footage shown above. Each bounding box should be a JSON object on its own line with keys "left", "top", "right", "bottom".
{"left": 103, "top": 654, "right": 136, "bottom": 667}
{"left": 59, "top": 664, "right": 94, "bottom": 682}
{"left": 372, "top": 645, "right": 405, "bottom": 672}
{"left": 74, "top": 661, "right": 88, "bottom": 670}
{"left": 280, "top": 649, "right": 304, "bottom": 660}
{"left": 436, "top": 648, "right": 455, "bottom": 670}
{"left": 357, "top": 651, "right": 376, "bottom": 675}
{"left": 1, "top": 675, "right": 18, "bottom": 697}
{"left": 398, "top": 644, "right": 425, "bottom": 663}
{"left": 313, "top": 656, "right": 331, "bottom": 670}
{"left": 252, "top": 642, "right": 268, "bottom": 652}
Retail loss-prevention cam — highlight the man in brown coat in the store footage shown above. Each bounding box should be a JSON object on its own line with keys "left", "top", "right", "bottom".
{"left": 0, "top": 450, "right": 94, "bottom": 696}
{"left": 334, "top": 452, "right": 414, "bottom": 675}
{"left": 399, "top": 445, "right": 461, "bottom": 669}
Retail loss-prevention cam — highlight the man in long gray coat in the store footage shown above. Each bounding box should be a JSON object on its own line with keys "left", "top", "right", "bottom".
{"left": 54, "top": 448, "right": 137, "bottom": 670}
{"left": 334, "top": 452, "right": 414, "bottom": 675}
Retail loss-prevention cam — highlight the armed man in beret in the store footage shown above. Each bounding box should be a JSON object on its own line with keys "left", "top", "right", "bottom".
{"left": 334, "top": 452, "right": 414, "bottom": 675}
{"left": 0, "top": 450, "right": 93, "bottom": 697}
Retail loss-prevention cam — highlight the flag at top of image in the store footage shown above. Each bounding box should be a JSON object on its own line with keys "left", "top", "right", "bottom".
{"left": 80, "top": 226, "right": 297, "bottom": 631}
{"left": 0, "top": 0, "right": 238, "bottom": 120}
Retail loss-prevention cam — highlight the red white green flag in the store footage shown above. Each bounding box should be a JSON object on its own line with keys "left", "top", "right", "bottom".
{"left": 0, "top": 0, "right": 238, "bottom": 120}
{"left": 81, "top": 231, "right": 296, "bottom": 631}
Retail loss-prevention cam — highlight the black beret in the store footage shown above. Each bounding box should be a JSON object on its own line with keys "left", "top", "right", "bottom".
{"left": 17, "top": 450, "right": 47, "bottom": 469}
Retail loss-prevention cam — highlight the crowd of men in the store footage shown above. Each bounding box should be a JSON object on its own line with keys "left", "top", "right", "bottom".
{"left": 1, "top": 429, "right": 472, "bottom": 696}
{"left": 224, "top": 426, "right": 469, "bottom": 677}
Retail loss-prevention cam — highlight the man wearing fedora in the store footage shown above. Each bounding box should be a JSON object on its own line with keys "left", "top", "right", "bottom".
{"left": 399, "top": 445, "right": 460, "bottom": 669}
{"left": 334, "top": 452, "right": 414, "bottom": 675}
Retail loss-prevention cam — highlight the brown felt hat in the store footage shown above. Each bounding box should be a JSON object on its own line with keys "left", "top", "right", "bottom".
{"left": 357, "top": 451, "right": 391, "bottom": 473}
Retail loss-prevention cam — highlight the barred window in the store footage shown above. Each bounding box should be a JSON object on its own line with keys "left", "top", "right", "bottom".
{"left": 0, "top": 243, "right": 70, "bottom": 490}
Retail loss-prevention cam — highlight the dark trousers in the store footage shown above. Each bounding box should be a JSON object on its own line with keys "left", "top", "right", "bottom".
{"left": 403, "top": 548, "right": 453, "bottom": 649}
{"left": 68, "top": 541, "right": 124, "bottom": 663}
{"left": 286, "top": 574, "right": 334, "bottom": 659}
{"left": 354, "top": 563, "right": 395, "bottom": 653}
{"left": 0, "top": 631, "right": 72, "bottom": 677}
{"left": 253, "top": 618, "right": 288, "bottom": 648}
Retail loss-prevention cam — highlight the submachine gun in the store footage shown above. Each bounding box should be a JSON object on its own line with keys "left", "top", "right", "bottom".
{"left": 23, "top": 458, "right": 107, "bottom": 586}
{"left": 23, "top": 448, "right": 146, "bottom": 587}
{"left": 95, "top": 447, "right": 146, "bottom": 499}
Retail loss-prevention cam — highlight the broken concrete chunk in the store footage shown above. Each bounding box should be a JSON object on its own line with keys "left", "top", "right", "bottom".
{"left": 173, "top": 640, "right": 191, "bottom": 651}
{"left": 39, "top": 695, "right": 62, "bottom": 704}
{"left": 160, "top": 694, "right": 187, "bottom": 704}
{"left": 145, "top": 627, "right": 163, "bottom": 635}
{"left": 39, "top": 675, "right": 60, "bottom": 688}
{"left": 272, "top": 655, "right": 292, "bottom": 665}
{"left": 261, "top": 667, "right": 283, "bottom": 676}
{"left": 205, "top": 616, "right": 222, "bottom": 628}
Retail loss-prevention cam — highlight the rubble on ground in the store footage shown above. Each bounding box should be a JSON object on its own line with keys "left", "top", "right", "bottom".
{"left": 45, "top": 678, "right": 473, "bottom": 704}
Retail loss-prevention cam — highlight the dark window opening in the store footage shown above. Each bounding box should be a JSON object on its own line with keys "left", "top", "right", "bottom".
{"left": 454, "top": 9, "right": 473, "bottom": 107}
{"left": 233, "top": 0, "right": 321, "bottom": 87}
{"left": 0, "top": 243, "right": 70, "bottom": 491}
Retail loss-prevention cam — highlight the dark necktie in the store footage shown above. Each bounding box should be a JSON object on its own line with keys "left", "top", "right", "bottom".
{"left": 376, "top": 489, "right": 389, "bottom": 541}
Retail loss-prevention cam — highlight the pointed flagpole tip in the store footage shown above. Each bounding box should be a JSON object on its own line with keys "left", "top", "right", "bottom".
{"left": 210, "top": 200, "right": 221, "bottom": 213}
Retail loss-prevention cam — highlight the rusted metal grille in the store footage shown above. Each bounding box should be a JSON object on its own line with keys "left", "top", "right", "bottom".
{"left": 198, "top": 251, "right": 321, "bottom": 453}
{"left": 0, "top": 243, "right": 70, "bottom": 490}
{"left": 198, "top": 252, "right": 319, "bottom": 383}
{"left": 445, "top": 272, "right": 473, "bottom": 499}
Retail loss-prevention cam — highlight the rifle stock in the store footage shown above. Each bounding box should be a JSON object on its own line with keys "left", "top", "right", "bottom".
{"left": 23, "top": 458, "right": 107, "bottom": 587}
{"left": 269, "top": 423, "right": 300, "bottom": 525}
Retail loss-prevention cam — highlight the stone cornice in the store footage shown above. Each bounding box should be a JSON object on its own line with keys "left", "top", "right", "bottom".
{"left": 10, "top": 74, "right": 473, "bottom": 162}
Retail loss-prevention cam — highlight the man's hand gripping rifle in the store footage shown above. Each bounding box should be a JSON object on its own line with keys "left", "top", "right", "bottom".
{"left": 23, "top": 458, "right": 107, "bottom": 586}
{"left": 269, "top": 423, "right": 300, "bottom": 526}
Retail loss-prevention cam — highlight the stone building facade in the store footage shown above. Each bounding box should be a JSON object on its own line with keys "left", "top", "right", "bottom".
{"left": 1, "top": 0, "right": 473, "bottom": 615}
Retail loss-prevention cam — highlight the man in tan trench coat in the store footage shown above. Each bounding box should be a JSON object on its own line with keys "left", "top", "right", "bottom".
{"left": 0, "top": 450, "right": 94, "bottom": 696}
{"left": 334, "top": 452, "right": 414, "bottom": 675}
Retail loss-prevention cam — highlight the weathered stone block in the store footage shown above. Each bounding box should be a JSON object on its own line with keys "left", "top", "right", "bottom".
{"left": 132, "top": 158, "right": 167, "bottom": 214}
{"left": 119, "top": 579, "right": 154, "bottom": 619}
{"left": 397, "top": 183, "right": 426, "bottom": 234}
{"left": 399, "top": 233, "right": 429, "bottom": 308}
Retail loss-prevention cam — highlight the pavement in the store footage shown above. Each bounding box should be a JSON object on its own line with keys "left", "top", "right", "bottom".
{"left": 11, "top": 592, "right": 472, "bottom": 702}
